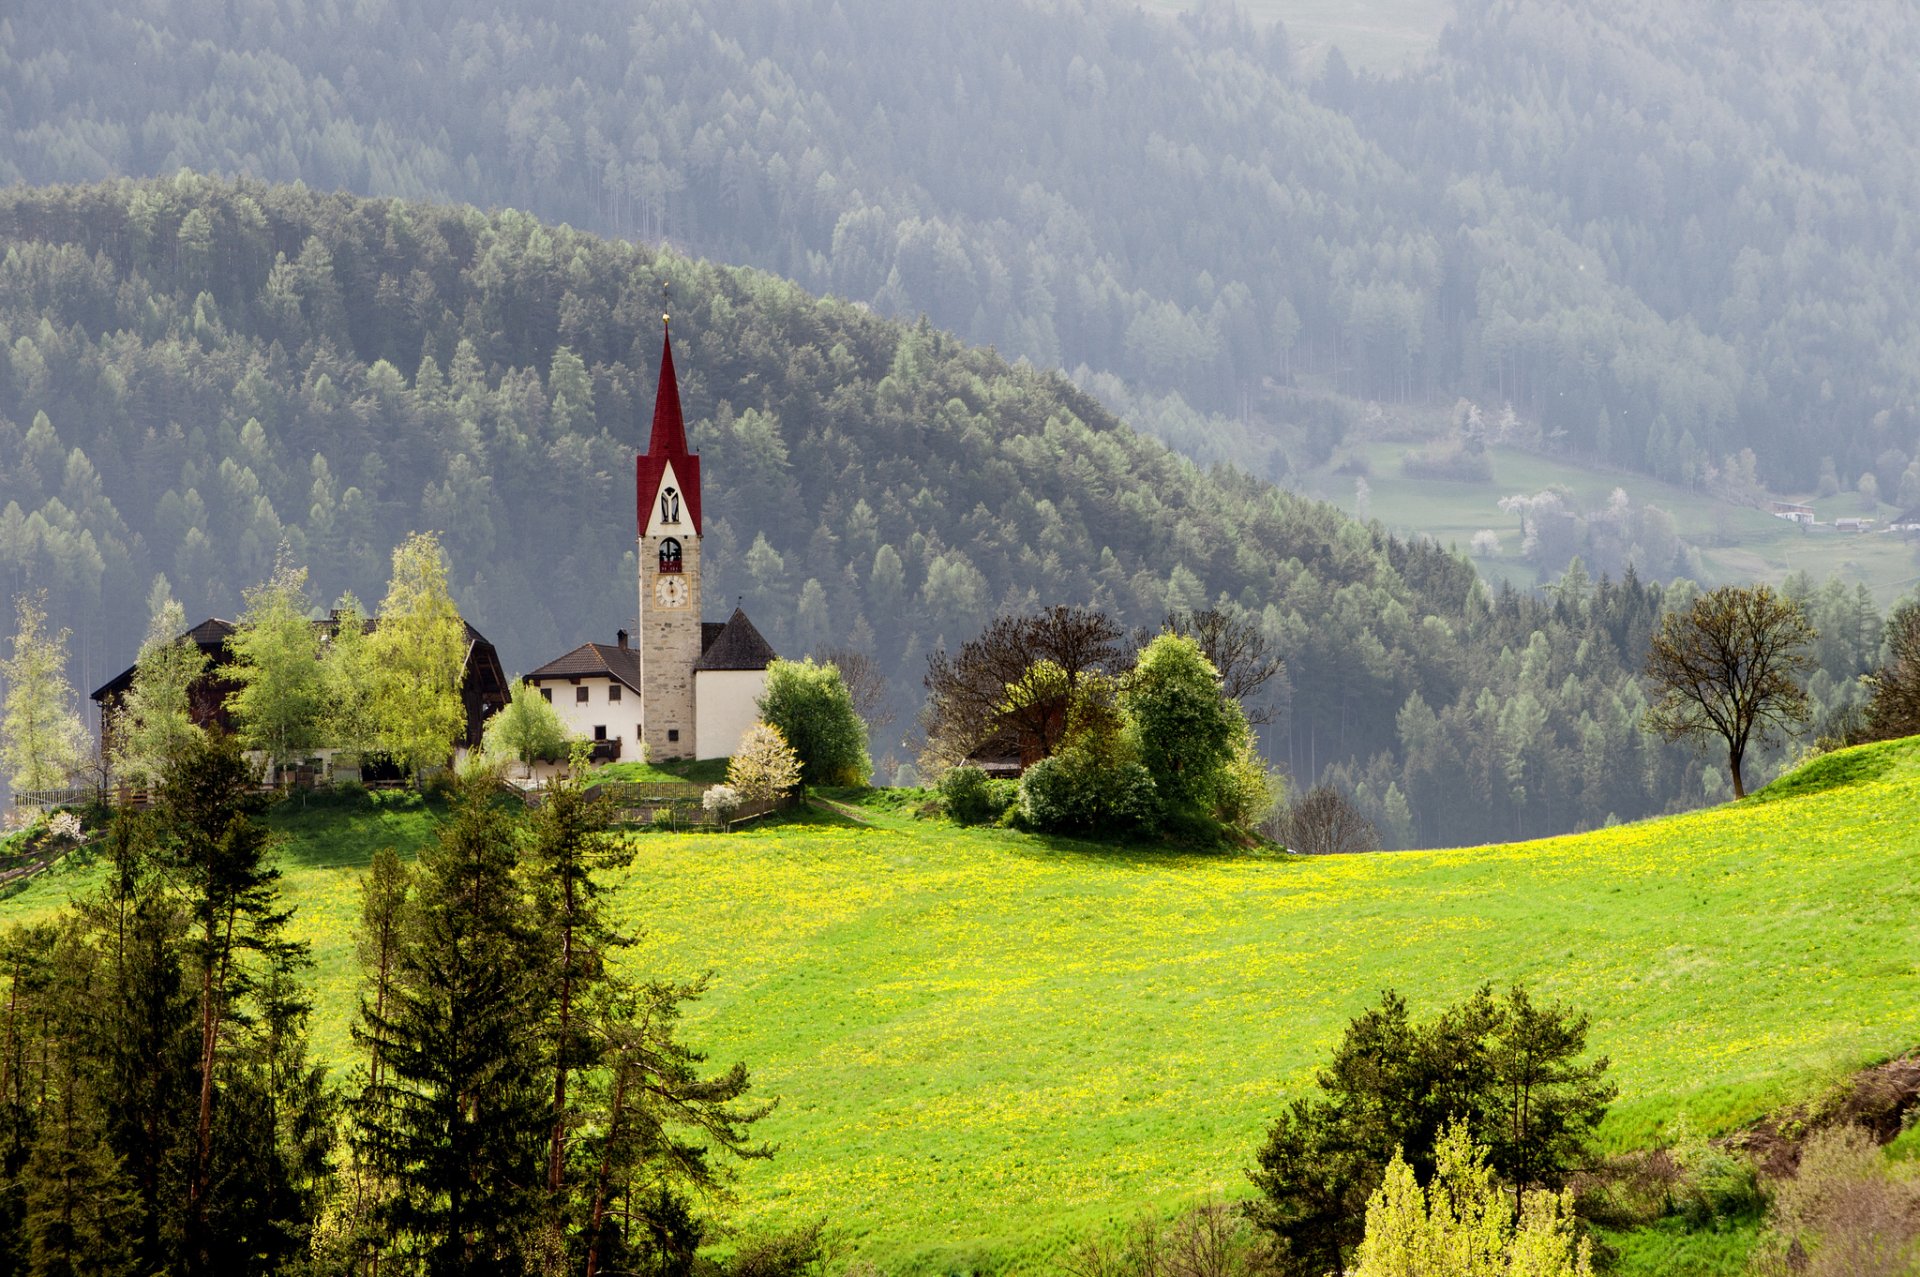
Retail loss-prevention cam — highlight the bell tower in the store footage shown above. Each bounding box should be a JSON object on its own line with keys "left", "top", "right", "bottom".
{"left": 636, "top": 315, "right": 703, "bottom": 759}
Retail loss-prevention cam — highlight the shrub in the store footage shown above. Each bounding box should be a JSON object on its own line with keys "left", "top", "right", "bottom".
{"left": 1018, "top": 750, "right": 1161, "bottom": 837}
{"left": 702, "top": 784, "right": 742, "bottom": 820}
{"left": 1283, "top": 785, "right": 1377, "bottom": 855}
{"left": 939, "top": 765, "right": 996, "bottom": 824}
{"left": 758, "top": 658, "right": 870, "bottom": 787}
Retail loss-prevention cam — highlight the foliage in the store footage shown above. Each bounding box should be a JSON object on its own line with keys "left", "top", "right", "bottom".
{"left": 1016, "top": 750, "right": 1162, "bottom": 839}
{"left": 702, "top": 784, "right": 742, "bottom": 818}
{"left": 1862, "top": 601, "right": 1920, "bottom": 743}
{"left": 480, "top": 677, "right": 574, "bottom": 777}
{"left": 319, "top": 593, "right": 381, "bottom": 772}
{"left": 938, "top": 765, "right": 1002, "bottom": 826}
{"left": 1283, "top": 785, "right": 1379, "bottom": 855}
{"left": 1065, "top": 1201, "right": 1283, "bottom": 1277}
{"left": 225, "top": 556, "right": 324, "bottom": 777}
{"left": 0, "top": 592, "right": 87, "bottom": 796}
{"left": 1349, "top": 1125, "right": 1593, "bottom": 1277}
{"left": 368, "top": 532, "right": 467, "bottom": 780}
{"left": 817, "top": 646, "right": 894, "bottom": 735}
{"left": 108, "top": 591, "right": 210, "bottom": 790}
{"left": 1147, "top": 609, "right": 1290, "bottom": 727}
{"left": 1123, "top": 634, "right": 1245, "bottom": 826}
{"left": 727, "top": 723, "right": 802, "bottom": 802}
{"left": 924, "top": 607, "right": 1126, "bottom": 768}
{"left": 1248, "top": 986, "right": 1614, "bottom": 1275}
{"left": 758, "top": 659, "right": 870, "bottom": 788}
{"left": 1642, "top": 585, "right": 1817, "bottom": 799}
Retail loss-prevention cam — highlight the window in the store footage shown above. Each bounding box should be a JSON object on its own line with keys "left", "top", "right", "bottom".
{"left": 667, "top": 729, "right": 680, "bottom": 742}
{"left": 539, "top": 687, "right": 552, "bottom": 702}
{"left": 661, "top": 487, "right": 681, "bottom": 524}
{"left": 608, "top": 683, "right": 622, "bottom": 702}
{"left": 576, "top": 686, "right": 589, "bottom": 704}
{"left": 658, "top": 537, "right": 683, "bottom": 573}
{"left": 594, "top": 725, "right": 608, "bottom": 741}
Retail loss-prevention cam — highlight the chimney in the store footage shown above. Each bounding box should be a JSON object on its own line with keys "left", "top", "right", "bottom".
{"left": 617, "top": 629, "right": 629, "bottom": 650}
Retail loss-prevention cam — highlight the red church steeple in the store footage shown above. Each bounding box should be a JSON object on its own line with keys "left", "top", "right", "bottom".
{"left": 636, "top": 322, "right": 701, "bottom": 534}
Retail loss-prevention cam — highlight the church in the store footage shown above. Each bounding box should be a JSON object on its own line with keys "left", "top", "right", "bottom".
{"left": 524, "top": 324, "right": 777, "bottom": 763}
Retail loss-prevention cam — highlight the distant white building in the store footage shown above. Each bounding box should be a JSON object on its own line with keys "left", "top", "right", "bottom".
{"left": 523, "top": 325, "right": 777, "bottom": 764}
{"left": 1771, "top": 501, "right": 1815, "bottom": 526}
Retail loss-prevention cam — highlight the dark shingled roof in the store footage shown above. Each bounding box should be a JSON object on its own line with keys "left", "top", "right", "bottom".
{"left": 693, "top": 608, "right": 777, "bottom": 672}
{"left": 526, "top": 641, "right": 643, "bottom": 691}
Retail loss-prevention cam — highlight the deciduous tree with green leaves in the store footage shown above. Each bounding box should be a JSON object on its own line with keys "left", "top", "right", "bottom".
{"left": 368, "top": 533, "right": 468, "bottom": 781}
{"left": 110, "top": 587, "right": 210, "bottom": 790}
{"left": 757, "top": 658, "right": 869, "bottom": 787}
{"left": 480, "top": 678, "right": 573, "bottom": 778}
{"left": 225, "top": 557, "right": 323, "bottom": 781}
{"left": 0, "top": 592, "right": 88, "bottom": 799}
{"left": 320, "top": 592, "right": 380, "bottom": 773}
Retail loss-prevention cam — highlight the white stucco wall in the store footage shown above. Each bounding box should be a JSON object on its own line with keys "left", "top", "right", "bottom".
{"left": 526, "top": 674, "right": 644, "bottom": 760}
{"left": 694, "top": 668, "right": 768, "bottom": 760}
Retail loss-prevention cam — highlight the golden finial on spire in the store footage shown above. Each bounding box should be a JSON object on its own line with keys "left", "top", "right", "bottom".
{"left": 662, "top": 279, "right": 671, "bottom": 330}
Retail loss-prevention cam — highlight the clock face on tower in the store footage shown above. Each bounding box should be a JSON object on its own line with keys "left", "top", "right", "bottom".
{"left": 654, "top": 575, "right": 690, "bottom": 609}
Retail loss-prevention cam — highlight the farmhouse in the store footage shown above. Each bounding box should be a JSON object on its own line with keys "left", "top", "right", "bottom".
{"left": 89, "top": 612, "right": 511, "bottom": 773}
{"left": 522, "top": 324, "right": 777, "bottom": 762}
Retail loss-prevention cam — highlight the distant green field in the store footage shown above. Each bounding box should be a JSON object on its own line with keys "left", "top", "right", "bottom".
{"left": 7, "top": 742, "right": 1918, "bottom": 1272}
{"left": 1306, "top": 441, "right": 1920, "bottom": 603}
{"left": 1139, "top": 0, "right": 1451, "bottom": 71}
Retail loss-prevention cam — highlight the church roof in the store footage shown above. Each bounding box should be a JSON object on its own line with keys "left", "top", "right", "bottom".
{"left": 636, "top": 328, "right": 702, "bottom": 535}
{"left": 525, "top": 641, "right": 644, "bottom": 692}
{"left": 694, "top": 608, "right": 778, "bottom": 672}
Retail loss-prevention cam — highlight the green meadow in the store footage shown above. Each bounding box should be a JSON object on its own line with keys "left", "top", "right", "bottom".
{"left": 1307, "top": 440, "right": 1920, "bottom": 603}
{"left": 6, "top": 740, "right": 1919, "bottom": 1271}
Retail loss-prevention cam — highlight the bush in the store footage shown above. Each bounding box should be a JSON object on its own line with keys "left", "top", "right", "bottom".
{"left": 727, "top": 723, "right": 802, "bottom": 801}
{"left": 1018, "top": 750, "right": 1161, "bottom": 837}
{"left": 939, "top": 765, "right": 995, "bottom": 824}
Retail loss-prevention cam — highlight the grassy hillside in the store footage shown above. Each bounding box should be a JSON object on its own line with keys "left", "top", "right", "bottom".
{"left": 6, "top": 740, "right": 1919, "bottom": 1271}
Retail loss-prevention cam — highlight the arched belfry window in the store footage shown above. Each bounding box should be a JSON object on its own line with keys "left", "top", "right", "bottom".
{"left": 660, "top": 487, "right": 681, "bottom": 524}
{"left": 658, "top": 537, "right": 683, "bottom": 573}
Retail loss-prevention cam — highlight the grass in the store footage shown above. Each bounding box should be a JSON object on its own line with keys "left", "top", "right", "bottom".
{"left": 1308, "top": 440, "right": 1920, "bottom": 604}
{"left": 591, "top": 756, "right": 730, "bottom": 785}
{"left": 3, "top": 742, "right": 1919, "bottom": 1272}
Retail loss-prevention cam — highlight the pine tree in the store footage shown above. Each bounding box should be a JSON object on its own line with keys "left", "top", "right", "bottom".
{"left": 155, "top": 732, "right": 298, "bottom": 1265}
{"left": 355, "top": 778, "right": 550, "bottom": 1277}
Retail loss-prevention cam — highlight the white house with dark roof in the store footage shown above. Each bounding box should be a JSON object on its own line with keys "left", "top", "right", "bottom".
{"left": 523, "top": 324, "right": 778, "bottom": 764}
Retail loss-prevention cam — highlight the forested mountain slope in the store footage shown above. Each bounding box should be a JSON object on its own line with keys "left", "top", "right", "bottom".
{"left": 1, "top": 176, "right": 1836, "bottom": 844}
{"left": 4, "top": 0, "right": 1917, "bottom": 492}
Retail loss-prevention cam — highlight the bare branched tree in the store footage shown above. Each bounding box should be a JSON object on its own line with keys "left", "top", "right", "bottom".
{"left": 1136, "top": 609, "right": 1288, "bottom": 725}
{"left": 1642, "top": 584, "right": 1816, "bottom": 799}
{"left": 922, "top": 605, "right": 1124, "bottom": 765}
{"left": 816, "top": 645, "right": 894, "bottom": 733}
{"left": 1282, "top": 784, "right": 1377, "bottom": 855}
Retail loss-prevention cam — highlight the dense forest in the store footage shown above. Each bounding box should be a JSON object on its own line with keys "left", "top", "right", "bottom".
{"left": 4, "top": 0, "right": 1918, "bottom": 494}
{"left": 0, "top": 178, "right": 1888, "bottom": 843}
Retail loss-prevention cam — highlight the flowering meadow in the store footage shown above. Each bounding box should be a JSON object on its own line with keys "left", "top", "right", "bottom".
{"left": 3, "top": 741, "right": 1917, "bottom": 1272}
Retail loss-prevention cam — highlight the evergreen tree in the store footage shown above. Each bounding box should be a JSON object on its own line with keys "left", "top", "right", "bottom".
{"left": 355, "top": 778, "right": 550, "bottom": 1276}
{"left": 154, "top": 731, "right": 300, "bottom": 1266}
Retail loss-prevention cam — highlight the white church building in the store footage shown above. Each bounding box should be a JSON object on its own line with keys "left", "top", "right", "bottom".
{"left": 525, "top": 326, "right": 777, "bottom": 762}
